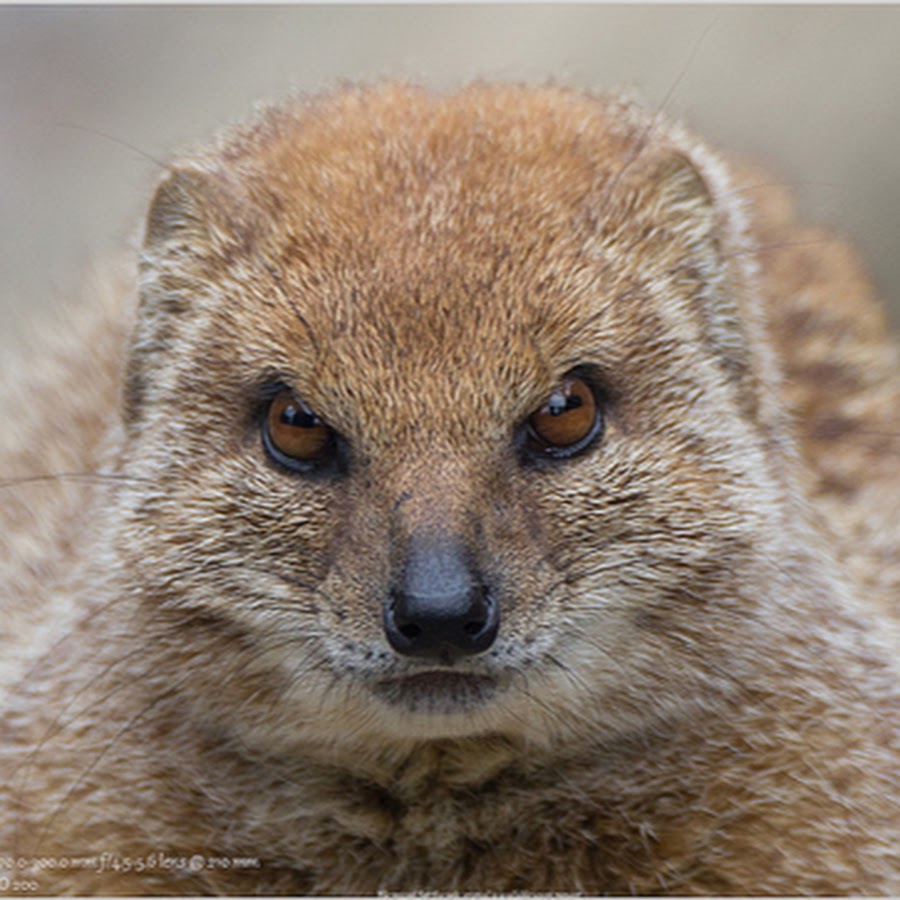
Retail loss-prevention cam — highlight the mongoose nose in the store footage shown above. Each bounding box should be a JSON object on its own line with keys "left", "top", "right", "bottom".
{"left": 383, "top": 537, "right": 499, "bottom": 661}
{"left": 384, "top": 585, "right": 499, "bottom": 660}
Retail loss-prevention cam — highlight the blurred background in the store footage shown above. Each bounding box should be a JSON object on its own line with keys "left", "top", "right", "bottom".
{"left": 1, "top": 4, "right": 899, "bottom": 356}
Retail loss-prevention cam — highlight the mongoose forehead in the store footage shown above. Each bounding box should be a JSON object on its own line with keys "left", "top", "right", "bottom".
{"left": 1, "top": 82, "right": 898, "bottom": 895}
{"left": 133, "top": 84, "right": 756, "bottom": 438}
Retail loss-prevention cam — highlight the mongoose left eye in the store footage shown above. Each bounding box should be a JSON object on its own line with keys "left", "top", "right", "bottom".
{"left": 526, "top": 376, "right": 603, "bottom": 459}
{"left": 263, "top": 389, "right": 336, "bottom": 472}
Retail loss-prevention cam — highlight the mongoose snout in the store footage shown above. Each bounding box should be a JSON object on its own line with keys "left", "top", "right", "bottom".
{"left": 384, "top": 534, "right": 500, "bottom": 661}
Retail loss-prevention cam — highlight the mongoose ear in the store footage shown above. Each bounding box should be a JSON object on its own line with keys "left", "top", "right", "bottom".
{"left": 639, "top": 149, "right": 767, "bottom": 423}
{"left": 138, "top": 166, "right": 246, "bottom": 301}
{"left": 127, "top": 168, "right": 239, "bottom": 429}
{"left": 144, "top": 167, "right": 226, "bottom": 251}
{"left": 642, "top": 149, "right": 718, "bottom": 238}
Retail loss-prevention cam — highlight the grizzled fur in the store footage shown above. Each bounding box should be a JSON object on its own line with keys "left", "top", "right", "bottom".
{"left": 1, "top": 82, "right": 898, "bottom": 894}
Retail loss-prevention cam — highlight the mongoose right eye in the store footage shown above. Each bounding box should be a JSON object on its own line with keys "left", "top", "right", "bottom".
{"left": 524, "top": 375, "right": 604, "bottom": 460}
{"left": 263, "top": 389, "right": 335, "bottom": 472}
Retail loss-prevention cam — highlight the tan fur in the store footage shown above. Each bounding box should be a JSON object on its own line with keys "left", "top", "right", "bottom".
{"left": 1, "top": 82, "right": 898, "bottom": 895}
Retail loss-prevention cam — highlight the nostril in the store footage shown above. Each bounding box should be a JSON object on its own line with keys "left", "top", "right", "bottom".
{"left": 399, "top": 622, "right": 422, "bottom": 640}
{"left": 467, "top": 594, "right": 499, "bottom": 651}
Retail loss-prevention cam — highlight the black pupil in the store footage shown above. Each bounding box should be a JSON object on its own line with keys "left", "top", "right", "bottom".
{"left": 547, "top": 391, "right": 582, "bottom": 416}
{"left": 281, "top": 403, "right": 319, "bottom": 429}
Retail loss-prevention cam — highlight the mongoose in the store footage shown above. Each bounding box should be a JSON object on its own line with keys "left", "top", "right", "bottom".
{"left": 1, "top": 82, "right": 898, "bottom": 895}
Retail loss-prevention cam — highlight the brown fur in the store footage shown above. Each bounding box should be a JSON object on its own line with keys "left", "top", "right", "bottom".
{"left": 1, "top": 82, "right": 898, "bottom": 895}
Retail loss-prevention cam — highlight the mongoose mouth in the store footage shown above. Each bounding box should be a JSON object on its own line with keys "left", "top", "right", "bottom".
{"left": 372, "top": 670, "right": 498, "bottom": 714}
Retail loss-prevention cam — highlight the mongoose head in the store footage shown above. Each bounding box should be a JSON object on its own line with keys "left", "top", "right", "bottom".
{"left": 118, "top": 83, "right": 793, "bottom": 756}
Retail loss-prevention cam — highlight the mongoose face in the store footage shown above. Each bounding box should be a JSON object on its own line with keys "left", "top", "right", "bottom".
{"left": 118, "top": 83, "right": 786, "bottom": 752}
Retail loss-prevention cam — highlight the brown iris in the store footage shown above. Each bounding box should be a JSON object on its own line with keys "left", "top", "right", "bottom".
{"left": 528, "top": 377, "right": 600, "bottom": 455}
{"left": 265, "top": 389, "right": 332, "bottom": 465}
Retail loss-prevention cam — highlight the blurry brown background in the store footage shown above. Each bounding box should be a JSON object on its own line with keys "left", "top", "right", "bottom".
{"left": 1, "top": 4, "right": 899, "bottom": 356}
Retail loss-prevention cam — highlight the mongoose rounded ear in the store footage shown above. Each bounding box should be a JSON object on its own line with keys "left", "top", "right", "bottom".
{"left": 635, "top": 148, "right": 768, "bottom": 424}
{"left": 127, "top": 168, "right": 240, "bottom": 429}
{"left": 641, "top": 149, "right": 718, "bottom": 239}
{"left": 144, "top": 167, "right": 227, "bottom": 252}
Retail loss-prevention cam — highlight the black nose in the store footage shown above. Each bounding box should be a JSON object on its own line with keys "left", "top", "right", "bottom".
{"left": 383, "top": 537, "right": 499, "bottom": 661}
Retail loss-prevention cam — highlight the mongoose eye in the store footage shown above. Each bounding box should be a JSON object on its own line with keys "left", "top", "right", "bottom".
{"left": 263, "top": 389, "right": 334, "bottom": 470}
{"left": 526, "top": 376, "right": 602, "bottom": 458}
